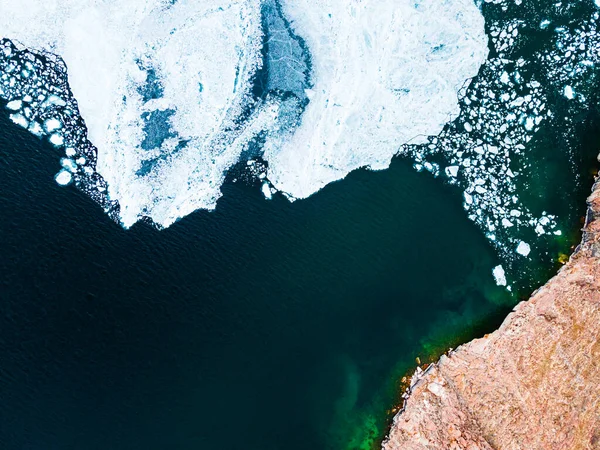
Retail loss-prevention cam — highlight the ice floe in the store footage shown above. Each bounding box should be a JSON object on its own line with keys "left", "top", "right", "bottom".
{"left": 492, "top": 265, "right": 507, "bottom": 286}
{"left": 516, "top": 241, "right": 531, "bottom": 257}
{"left": 55, "top": 169, "right": 72, "bottom": 186}
{"left": 0, "top": 0, "right": 486, "bottom": 228}
{"left": 263, "top": 0, "right": 488, "bottom": 199}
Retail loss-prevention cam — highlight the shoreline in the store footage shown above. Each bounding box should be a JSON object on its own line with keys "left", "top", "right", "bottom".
{"left": 383, "top": 158, "right": 600, "bottom": 449}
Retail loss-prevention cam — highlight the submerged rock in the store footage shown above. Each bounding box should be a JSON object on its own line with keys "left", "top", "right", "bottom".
{"left": 383, "top": 171, "right": 600, "bottom": 449}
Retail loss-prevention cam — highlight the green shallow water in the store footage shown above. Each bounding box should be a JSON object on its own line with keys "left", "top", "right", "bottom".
{"left": 1, "top": 1, "right": 600, "bottom": 450}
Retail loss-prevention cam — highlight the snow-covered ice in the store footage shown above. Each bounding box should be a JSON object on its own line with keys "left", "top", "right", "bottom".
{"left": 492, "top": 264, "right": 507, "bottom": 286}
{"left": 516, "top": 241, "right": 531, "bottom": 257}
{"left": 264, "top": 0, "right": 488, "bottom": 200}
{"left": 55, "top": 169, "right": 72, "bottom": 186}
{"left": 0, "top": 0, "right": 488, "bottom": 228}
{"left": 563, "top": 85, "right": 575, "bottom": 99}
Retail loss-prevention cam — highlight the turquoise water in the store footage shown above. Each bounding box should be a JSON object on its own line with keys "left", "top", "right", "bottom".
{"left": 1, "top": 1, "right": 600, "bottom": 450}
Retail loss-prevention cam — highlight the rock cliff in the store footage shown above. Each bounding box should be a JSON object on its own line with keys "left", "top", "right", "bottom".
{"left": 383, "top": 176, "right": 600, "bottom": 450}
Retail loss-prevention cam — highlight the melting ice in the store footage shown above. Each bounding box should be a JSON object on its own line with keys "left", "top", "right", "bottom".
{"left": 0, "top": 0, "right": 487, "bottom": 228}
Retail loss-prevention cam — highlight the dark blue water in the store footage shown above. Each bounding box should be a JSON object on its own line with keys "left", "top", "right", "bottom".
{"left": 0, "top": 107, "right": 520, "bottom": 449}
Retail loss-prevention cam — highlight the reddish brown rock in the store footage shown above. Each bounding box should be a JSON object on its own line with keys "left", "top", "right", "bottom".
{"left": 384, "top": 178, "right": 600, "bottom": 450}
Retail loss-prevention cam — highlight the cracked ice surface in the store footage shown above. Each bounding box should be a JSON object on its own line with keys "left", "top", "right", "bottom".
{"left": 0, "top": 0, "right": 267, "bottom": 228}
{"left": 0, "top": 0, "right": 487, "bottom": 228}
{"left": 264, "top": 0, "right": 488, "bottom": 199}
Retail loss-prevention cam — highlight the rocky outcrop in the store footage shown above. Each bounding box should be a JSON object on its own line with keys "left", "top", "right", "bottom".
{"left": 383, "top": 177, "right": 600, "bottom": 450}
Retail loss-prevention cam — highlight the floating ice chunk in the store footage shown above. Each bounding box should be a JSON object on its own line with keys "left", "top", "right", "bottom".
{"left": 44, "top": 118, "right": 62, "bottom": 132}
{"left": 6, "top": 99, "right": 22, "bottom": 110}
{"left": 554, "top": 230, "right": 562, "bottom": 236}
{"left": 501, "top": 218, "right": 513, "bottom": 227}
{"left": 516, "top": 241, "right": 531, "bottom": 257}
{"left": 563, "top": 85, "right": 575, "bottom": 99}
{"left": 9, "top": 113, "right": 28, "bottom": 128}
{"left": 49, "top": 134, "right": 64, "bottom": 147}
{"left": 524, "top": 117, "right": 535, "bottom": 131}
{"left": 540, "top": 19, "right": 551, "bottom": 29}
{"left": 65, "top": 147, "right": 77, "bottom": 157}
{"left": 0, "top": 0, "right": 487, "bottom": 229}
{"left": 55, "top": 169, "right": 72, "bottom": 186}
{"left": 264, "top": 0, "right": 488, "bottom": 200}
{"left": 61, "top": 158, "right": 77, "bottom": 173}
{"left": 445, "top": 166, "right": 459, "bottom": 178}
{"left": 261, "top": 183, "right": 273, "bottom": 200}
{"left": 28, "top": 121, "right": 44, "bottom": 136}
{"left": 492, "top": 265, "right": 507, "bottom": 286}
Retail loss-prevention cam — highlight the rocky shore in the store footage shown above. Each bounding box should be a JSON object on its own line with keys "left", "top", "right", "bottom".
{"left": 383, "top": 175, "right": 600, "bottom": 449}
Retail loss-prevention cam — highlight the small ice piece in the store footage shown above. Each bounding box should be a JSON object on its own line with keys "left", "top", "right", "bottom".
{"left": 76, "top": 157, "right": 86, "bottom": 165}
{"left": 554, "top": 230, "right": 562, "bottom": 236}
{"left": 28, "top": 122, "right": 44, "bottom": 136}
{"left": 261, "top": 182, "right": 272, "bottom": 200}
{"left": 516, "top": 241, "right": 531, "bottom": 257}
{"left": 44, "top": 118, "right": 62, "bottom": 132}
{"left": 61, "top": 158, "right": 77, "bottom": 173}
{"left": 563, "top": 85, "right": 575, "bottom": 100}
{"left": 445, "top": 166, "right": 459, "bottom": 178}
{"left": 6, "top": 99, "right": 22, "bottom": 110}
{"left": 464, "top": 192, "right": 473, "bottom": 205}
{"left": 65, "top": 147, "right": 77, "bottom": 157}
{"left": 524, "top": 117, "right": 535, "bottom": 131}
{"left": 45, "top": 95, "right": 66, "bottom": 107}
{"left": 540, "top": 19, "right": 551, "bottom": 29}
{"left": 501, "top": 218, "right": 513, "bottom": 227}
{"left": 595, "top": 0, "right": 600, "bottom": 7}
{"left": 493, "top": 265, "right": 507, "bottom": 286}
{"left": 9, "top": 113, "right": 28, "bottom": 128}
{"left": 49, "top": 134, "right": 64, "bottom": 147}
{"left": 500, "top": 71, "right": 510, "bottom": 83}
{"left": 55, "top": 170, "right": 72, "bottom": 186}
{"left": 464, "top": 122, "right": 473, "bottom": 132}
